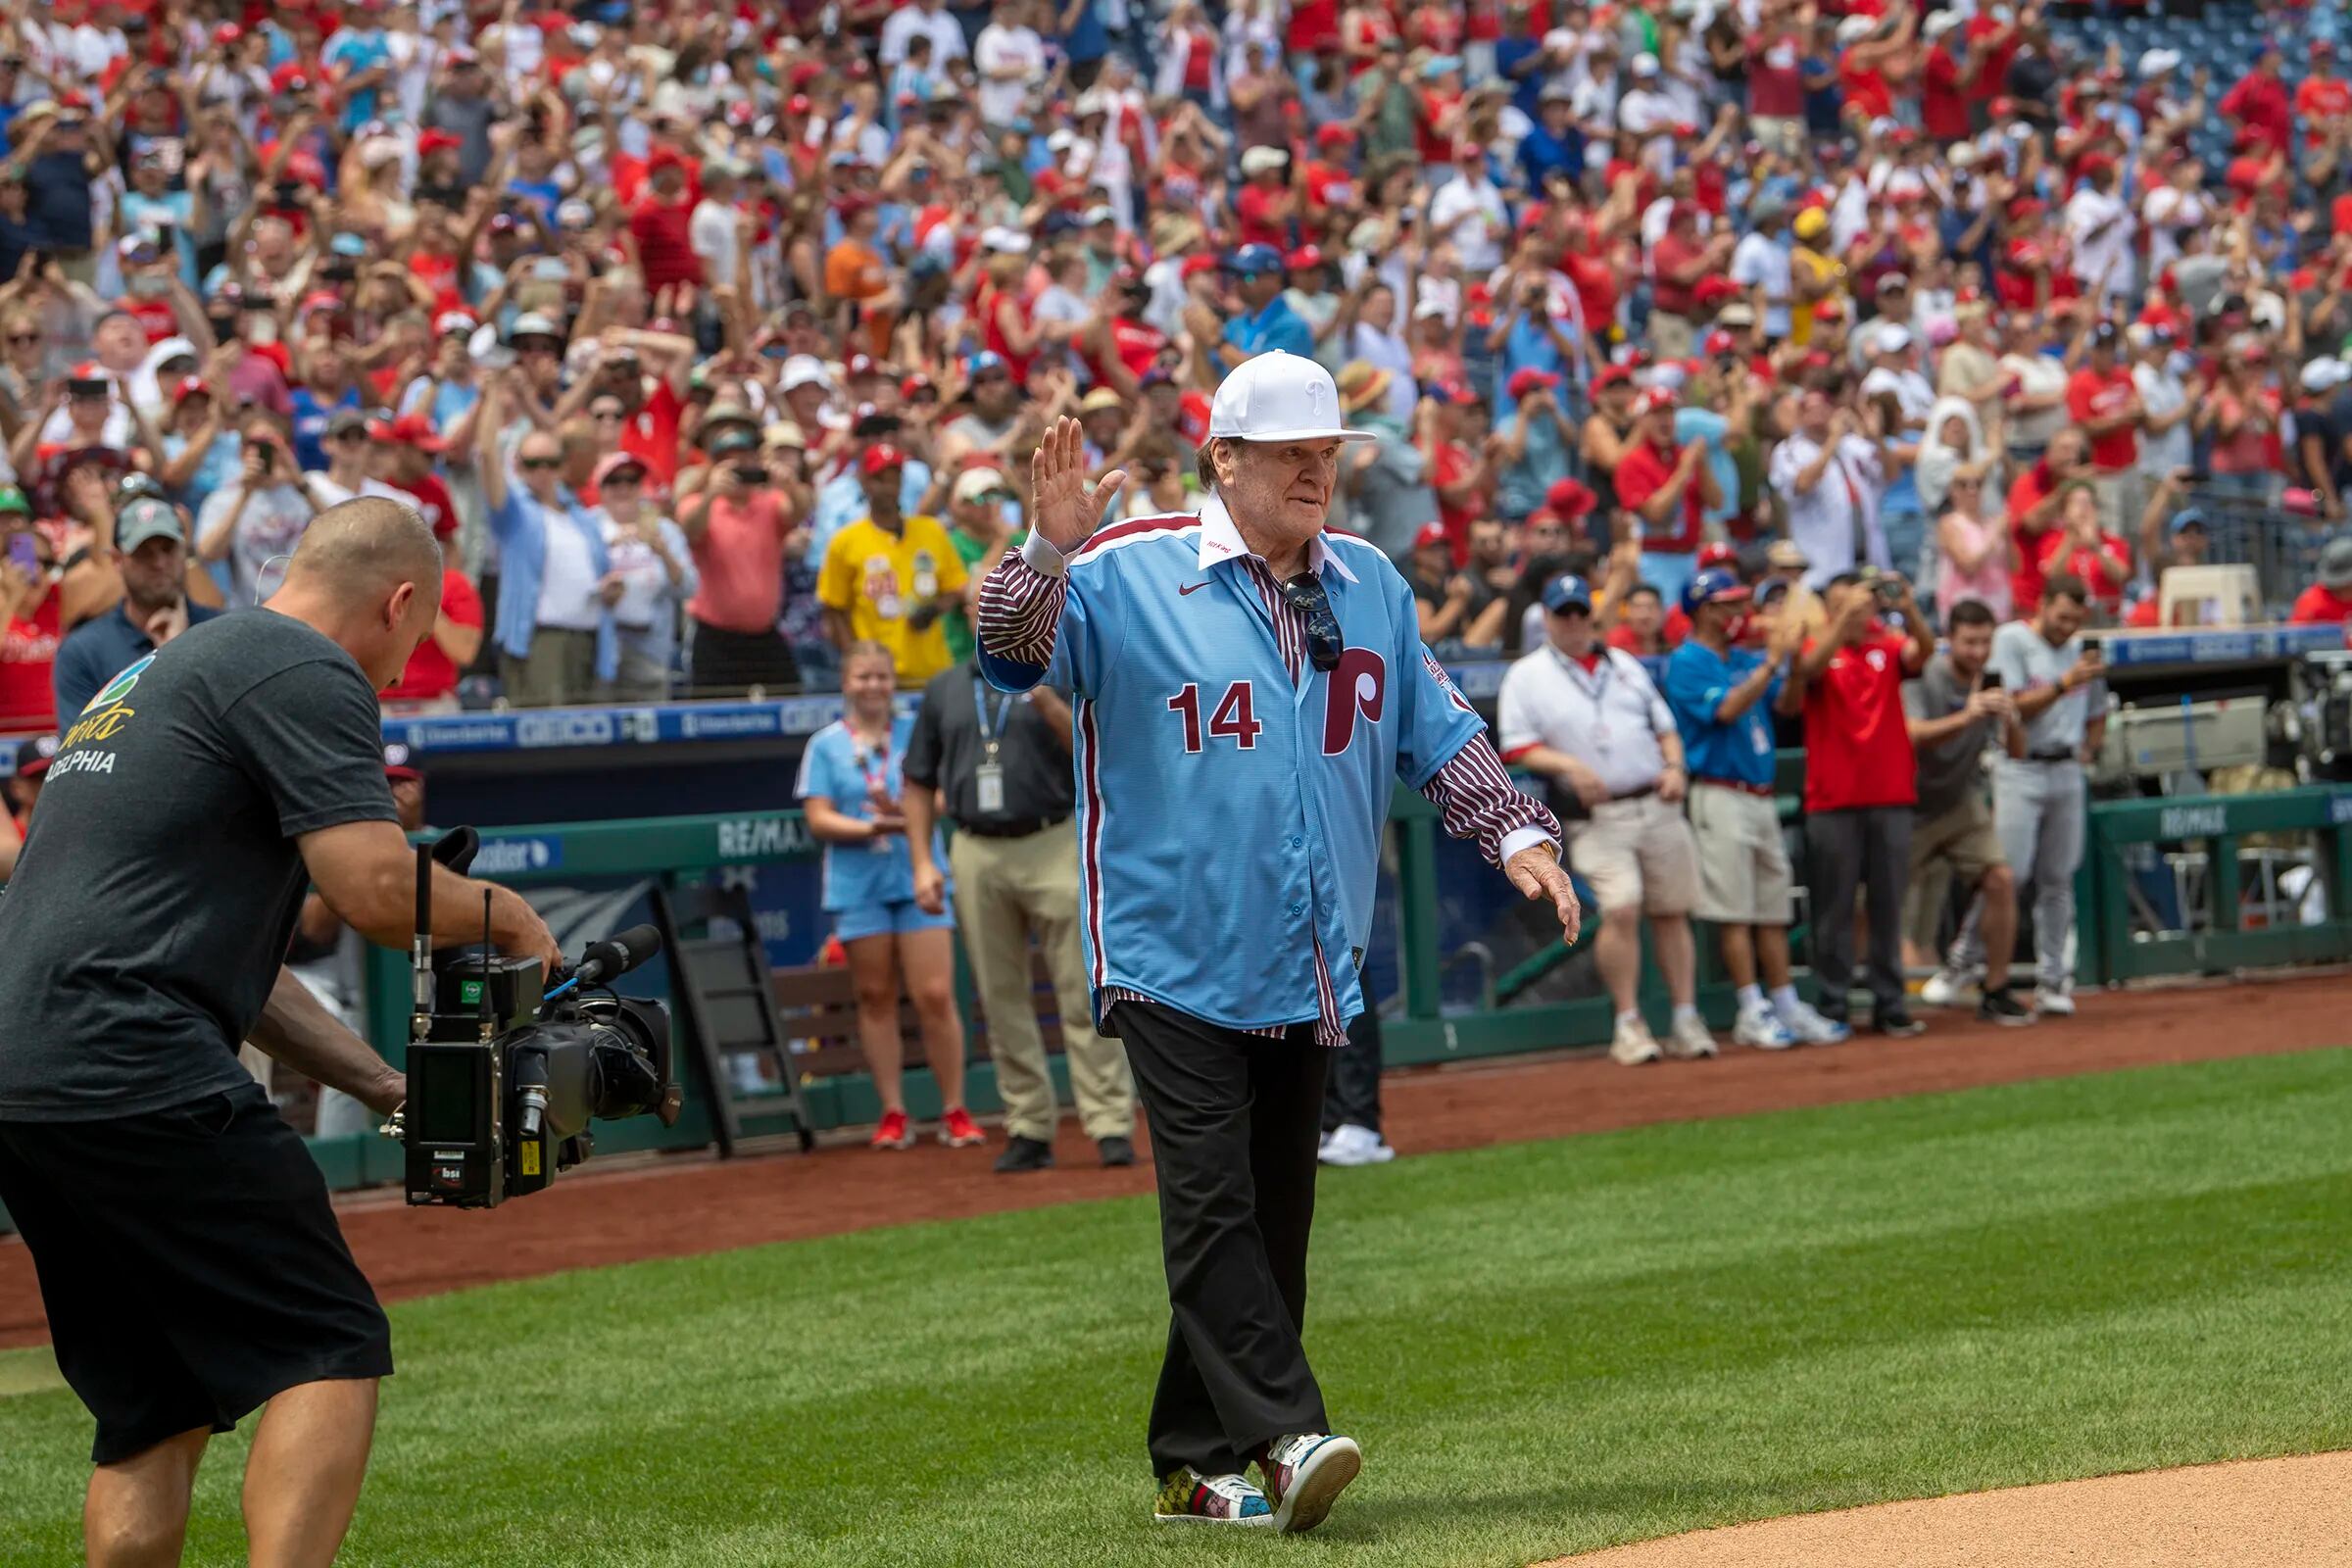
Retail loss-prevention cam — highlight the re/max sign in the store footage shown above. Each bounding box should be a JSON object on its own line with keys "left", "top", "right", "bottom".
{"left": 714, "top": 817, "right": 811, "bottom": 858}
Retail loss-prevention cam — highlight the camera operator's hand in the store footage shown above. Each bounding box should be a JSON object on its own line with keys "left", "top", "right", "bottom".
{"left": 498, "top": 889, "right": 564, "bottom": 971}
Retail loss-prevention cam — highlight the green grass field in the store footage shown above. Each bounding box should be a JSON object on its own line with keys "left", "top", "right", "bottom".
{"left": 4, "top": 1049, "right": 2350, "bottom": 1567}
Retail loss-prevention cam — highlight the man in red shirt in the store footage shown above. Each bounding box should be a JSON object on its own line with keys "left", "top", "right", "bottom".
{"left": 370, "top": 415, "right": 460, "bottom": 539}
{"left": 628, "top": 148, "right": 704, "bottom": 295}
{"left": 2066, "top": 321, "right": 2142, "bottom": 538}
{"left": 2294, "top": 44, "right": 2351, "bottom": 145}
{"left": 1302, "top": 125, "right": 1360, "bottom": 226}
{"left": 2004, "top": 425, "right": 2089, "bottom": 617}
{"left": 1782, "top": 570, "right": 1936, "bottom": 1036}
{"left": 2219, "top": 46, "right": 2293, "bottom": 153}
{"left": 1919, "top": 12, "right": 1979, "bottom": 142}
{"left": 1610, "top": 389, "right": 1719, "bottom": 593}
{"left": 1232, "top": 146, "right": 1296, "bottom": 250}
{"left": 379, "top": 562, "right": 484, "bottom": 713}
{"left": 1416, "top": 382, "right": 1489, "bottom": 564}
{"left": 1646, "top": 204, "right": 1730, "bottom": 360}
{"left": 2289, "top": 539, "right": 2352, "bottom": 625}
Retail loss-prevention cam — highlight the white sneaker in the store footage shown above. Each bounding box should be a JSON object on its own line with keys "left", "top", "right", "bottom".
{"left": 1664, "top": 1012, "right": 1719, "bottom": 1059}
{"left": 1918, "top": 967, "right": 1979, "bottom": 1008}
{"left": 2034, "top": 988, "right": 2077, "bottom": 1017}
{"left": 1318, "top": 1124, "right": 1394, "bottom": 1167}
{"left": 1777, "top": 999, "right": 1851, "bottom": 1045}
{"left": 1609, "top": 1015, "right": 1662, "bottom": 1065}
{"left": 1734, "top": 1005, "right": 1796, "bottom": 1051}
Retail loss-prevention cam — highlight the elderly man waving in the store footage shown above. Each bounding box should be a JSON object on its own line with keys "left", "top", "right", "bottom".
{"left": 976, "top": 352, "right": 1575, "bottom": 1534}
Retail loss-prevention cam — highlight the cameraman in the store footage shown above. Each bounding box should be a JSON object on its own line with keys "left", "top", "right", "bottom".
{"left": 0, "top": 498, "right": 559, "bottom": 1567}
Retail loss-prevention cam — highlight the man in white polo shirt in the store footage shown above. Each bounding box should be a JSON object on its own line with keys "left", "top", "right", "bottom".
{"left": 1498, "top": 572, "right": 1715, "bottom": 1066}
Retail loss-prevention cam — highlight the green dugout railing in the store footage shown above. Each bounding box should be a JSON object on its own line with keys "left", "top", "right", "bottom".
{"left": 2080, "top": 784, "right": 2352, "bottom": 986}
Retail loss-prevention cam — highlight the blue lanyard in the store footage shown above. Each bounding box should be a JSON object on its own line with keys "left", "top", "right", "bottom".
{"left": 972, "top": 678, "right": 1011, "bottom": 756}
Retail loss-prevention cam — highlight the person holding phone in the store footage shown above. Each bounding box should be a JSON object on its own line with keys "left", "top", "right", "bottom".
{"left": 1903, "top": 600, "right": 2033, "bottom": 1025}
{"left": 195, "top": 416, "right": 327, "bottom": 606}
{"left": 676, "top": 424, "right": 803, "bottom": 697}
{"left": 0, "top": 488, "right": 61, "bottom": 731}
{"left": 1943, "top": 574, "right": 2106, "bottom": 1017}
{"left": 1779, "top": 567, "right": 1936, "bottom": 1036}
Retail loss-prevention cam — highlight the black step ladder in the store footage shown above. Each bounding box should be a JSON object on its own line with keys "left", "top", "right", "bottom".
{"left": 653, "top": 882, "right": 817, "bottom": 1156}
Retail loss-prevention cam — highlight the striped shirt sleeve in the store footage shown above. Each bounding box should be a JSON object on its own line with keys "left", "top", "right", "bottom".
{"left": 974, "top": 534, "right": 1069, "bottom": 668}
{"left": 1420, "top": 735, "right": 1562, "bottom": 869}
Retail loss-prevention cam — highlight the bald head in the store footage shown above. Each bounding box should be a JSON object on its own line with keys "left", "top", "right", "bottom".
{"left": 271, "top": 497, "right": 445, "bottom": 691}
{"left": 286, "top": 496, "right": 438, "bottom": 594}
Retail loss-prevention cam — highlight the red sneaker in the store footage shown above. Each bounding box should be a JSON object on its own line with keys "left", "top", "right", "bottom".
{"left": 940, "top": 1106, "right": 985, "bottom": 1148}
{"left": 870, "top": 1109, "right": 913, "bottom": 1150}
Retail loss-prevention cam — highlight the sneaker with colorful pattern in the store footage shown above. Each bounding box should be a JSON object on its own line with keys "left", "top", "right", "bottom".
{"left": 1256, "top": 1433, "right": 1362, "bottom": 1534}
{"left": 1152, "top": 1467, "right": 1273, "bottom": 1526}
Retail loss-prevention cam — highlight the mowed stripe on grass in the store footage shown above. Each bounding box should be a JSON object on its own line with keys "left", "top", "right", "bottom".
{"left": 1, "top": 1049, "right": 2347, "bottom": 1567}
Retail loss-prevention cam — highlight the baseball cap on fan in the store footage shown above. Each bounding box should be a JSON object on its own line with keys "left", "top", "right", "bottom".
{"left": 1207, "top": 353, "right": 1379, "bottom": 445}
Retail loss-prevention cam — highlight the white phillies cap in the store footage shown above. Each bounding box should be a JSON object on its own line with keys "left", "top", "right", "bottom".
{"left": 1207, "top": 353, "right": 1379, "bottom": 444}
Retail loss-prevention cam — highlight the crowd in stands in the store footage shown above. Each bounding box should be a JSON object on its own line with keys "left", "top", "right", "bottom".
{"left": 7, "top": 0, "right": 2352, "bottom": 1110}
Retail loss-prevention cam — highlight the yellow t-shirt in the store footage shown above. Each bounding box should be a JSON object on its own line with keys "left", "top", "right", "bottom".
{"left": 1789, "top": 245, "right": 1841, "bottom": 348}
{"left": 816, "top": 514, "right": 970, "bottom": 685}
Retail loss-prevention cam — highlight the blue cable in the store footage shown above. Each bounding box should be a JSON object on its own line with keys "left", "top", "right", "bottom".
{"left": 543, "top": 976, "right": 580, "bottom": 1002}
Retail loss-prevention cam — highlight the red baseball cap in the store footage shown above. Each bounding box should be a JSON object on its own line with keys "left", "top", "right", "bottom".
{"left": 1506, "top": 368, "right": 1561, "bottom": 400}
{"left": 171, "top": 375, "right": 211, "bottom": 405}
{"left": 1412, "top": 522, "right": 1449, "bottom": 551}
{"left": 1285, "top": 245, "right": 1324, "bottom": 270}
{"left": 1593, "top": 364, "right": 1634, "bottom": 392}
{"left": 417, "top": 129, "right": 462, "bottom": 158}
{"left": 1697, "top": 540, "right": 1739, "bottom": 569}
{"left": 861, "top": 443, "right": 906, "bottom": 475}
{"left": 1640, "top": 387, "right": 1678, "bottom": 414}
{"left": 1545, "top": 477, "right": 1597, "bottom": 518}
{"left": 390, "top": 413, "right": 446, "bottom": 453}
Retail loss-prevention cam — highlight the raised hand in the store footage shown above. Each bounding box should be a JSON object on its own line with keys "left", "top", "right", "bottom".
{"left": 1029, "top": 415, "right": 1124, "bottom": 554}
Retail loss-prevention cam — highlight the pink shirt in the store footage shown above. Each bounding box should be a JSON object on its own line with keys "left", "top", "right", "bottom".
{"left": 1936, "top": 512, "right": 2013, "bottom": 624}
{"left": 686, "top": 492, "right": 792, "bottom": 634}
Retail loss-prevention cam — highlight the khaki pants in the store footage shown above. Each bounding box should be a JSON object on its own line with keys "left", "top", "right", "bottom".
{"left": 500, "top": 627, "right": 596, "bottom": 708}
{"left": 950, "top": 818, "right": 1135, "bottom": 1143}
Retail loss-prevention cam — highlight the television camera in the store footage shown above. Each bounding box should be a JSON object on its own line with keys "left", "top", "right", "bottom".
{"left": 385, "top": 828, "right": 682, "bottom": 1207}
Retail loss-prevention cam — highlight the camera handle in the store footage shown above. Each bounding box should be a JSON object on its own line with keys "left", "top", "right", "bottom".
{"left": 512, "top": 1046, "right": 550, "bottom": 1141}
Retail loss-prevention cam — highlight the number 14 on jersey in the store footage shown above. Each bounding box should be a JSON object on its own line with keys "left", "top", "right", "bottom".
{"left": 1167, "top": 681, "right": 1262, "bottom": 752}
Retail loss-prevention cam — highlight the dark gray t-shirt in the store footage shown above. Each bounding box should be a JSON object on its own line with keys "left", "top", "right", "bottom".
{"left": 1900, "top": 653, "right": 1995, "bottom": 818}
{"left": 0, "top": 612, "right": 397, "bottom": 1121}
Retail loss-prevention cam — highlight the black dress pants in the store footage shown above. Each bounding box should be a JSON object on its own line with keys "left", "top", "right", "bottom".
{"left": 1808, "top": 805, "right": 1912, "bottom": 1022}
{"left": 1321, "top": 1007, "right": 1384, "bottom": 1137}
{"left": 1112, "top": 999, "right": 1331, "bottom": 1478}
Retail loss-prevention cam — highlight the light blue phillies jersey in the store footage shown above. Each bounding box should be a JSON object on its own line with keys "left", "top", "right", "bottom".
{"left": 979, "top": 495, "right": 1490, "bottom": 1033}
{"left": 795, "top": 713, "right": 944, "bottom": 912}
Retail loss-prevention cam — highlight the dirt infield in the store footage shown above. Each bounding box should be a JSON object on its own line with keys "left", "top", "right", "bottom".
{"left": 0, "top": 969, "right": 2342, "bottom": 1348}
{"left": 1548, "top": 1451, "right": 2352, "bottom": 1567}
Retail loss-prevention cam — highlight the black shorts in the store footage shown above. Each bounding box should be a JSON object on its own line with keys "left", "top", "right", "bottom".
{"left": 0, "top": 1079, "right": 393, "bottom": 1464}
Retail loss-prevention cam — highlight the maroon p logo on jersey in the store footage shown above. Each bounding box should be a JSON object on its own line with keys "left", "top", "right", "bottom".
{"left": 1322, "top": 648, "right": 1387, "bottom": 754}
